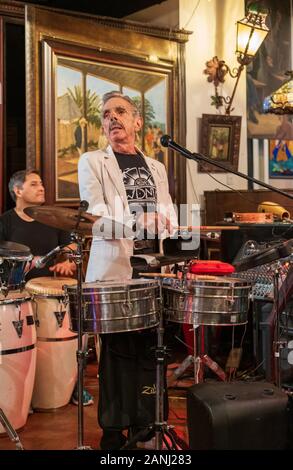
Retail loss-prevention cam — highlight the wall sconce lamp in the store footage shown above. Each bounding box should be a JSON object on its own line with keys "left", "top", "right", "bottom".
{"left": 204, "top": 5, "right": 269, "bottom": 115}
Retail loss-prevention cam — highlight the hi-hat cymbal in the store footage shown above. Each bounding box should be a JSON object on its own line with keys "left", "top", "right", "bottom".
{"left": 24, "top": 206, "right": 99, "bottom": 235}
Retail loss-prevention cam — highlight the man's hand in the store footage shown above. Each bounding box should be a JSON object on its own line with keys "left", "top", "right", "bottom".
{"left": 136, "top": 211, "right": 173, "bottom": 237}
{"left": 49, "top": 260, "right": 76, "bottom": 276}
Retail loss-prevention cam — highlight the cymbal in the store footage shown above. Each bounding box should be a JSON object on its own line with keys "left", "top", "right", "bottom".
{"left": 233, "top": 239, "right": 293, "bottom": 272}
{"left": 0, "top": 240, "right": 31, "bottom": 257}
{"left": 24, "top": 206, "right": 99, "bottom": 236}
{"left": 24, "top": 205, "right": 129, "bottom": 238}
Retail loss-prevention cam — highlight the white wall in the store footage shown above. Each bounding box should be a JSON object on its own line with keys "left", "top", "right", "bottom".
{"left": 127, "top": 0, "right": 248, "bottom": 210}
{"left": 126, "top": 0, "right": 179, "bottom": 27}
{"left": 180, "top": 0, "right": 247, "bottom": 211}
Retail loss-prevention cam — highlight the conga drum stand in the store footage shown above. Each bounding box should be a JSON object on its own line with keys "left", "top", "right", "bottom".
{"left": 0, "top": 408, "right": 24, "bottom": 450}
{"left": 123, "top": 278, "right": 188, "bottom": 450}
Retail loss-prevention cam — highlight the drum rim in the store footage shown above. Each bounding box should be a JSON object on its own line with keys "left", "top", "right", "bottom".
{"left": 0, "top": 254, "right": 32, "bottom": 261}
{"left": 0, "top": 240, "right": 32, "bottom": 257}
{"left": 0, "top": 294, "right": 31, "bottom": 305}
{"left": 65, "top": 279, "right": 159, "bottom": 292}
{"left": 29, "top": 292, "right": 66, "bottom": 298}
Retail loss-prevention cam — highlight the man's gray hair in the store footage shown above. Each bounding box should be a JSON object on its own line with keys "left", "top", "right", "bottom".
{"left": 8, "top": 169, "right": 40, "bottom": 202}
{"left": 102, "top": 91, "right": 140, "bottom": 117}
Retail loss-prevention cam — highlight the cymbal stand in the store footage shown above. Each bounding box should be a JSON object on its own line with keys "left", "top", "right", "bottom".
{"left": 0, "top": 408, "right": 24, "bottom": 450}
{"left": 123, "top": 277, "right": 188, "bottom": 450}
{"left": 69, "top": 231, "right": 92, "bottom": 450}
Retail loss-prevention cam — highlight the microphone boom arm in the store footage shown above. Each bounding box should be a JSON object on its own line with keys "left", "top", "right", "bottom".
{"left": 162, "top": 136, "right": 293, "bottom": 201}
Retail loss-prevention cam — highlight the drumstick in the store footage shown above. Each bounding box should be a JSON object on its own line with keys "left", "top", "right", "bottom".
{"left": 177, "top": 226, "right": 240, "bottom": 231}
{"left": 138, "top": 272, "right": 177, "bottom": 278}
{"left": 139, "top": 272, "right": 219, "bottom": 280}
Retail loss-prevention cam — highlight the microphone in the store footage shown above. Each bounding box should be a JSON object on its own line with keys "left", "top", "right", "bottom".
{"left": 79, "top": 200, "right": 89, "bottom": 212}
{"left": 35, "top": 246, "right": 63, "bottom": 269}
{"left": 160, "top": 134, "right": 194, "bottom": 159}
{"left": 160, "top": 134, "right": 172, "bottom": 147}
{"left": 74, "top": 200, "right": 89, "bottom": 231}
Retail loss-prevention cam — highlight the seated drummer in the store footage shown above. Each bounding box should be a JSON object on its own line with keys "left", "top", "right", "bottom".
{"left": 0, "top": 169, "right": 94, "bottom": 406}
{"left": 78, "top": 91, "right": 177, "bottom": 449}
{"left": 0, "top": 169, "right": 75, "bottom": 279}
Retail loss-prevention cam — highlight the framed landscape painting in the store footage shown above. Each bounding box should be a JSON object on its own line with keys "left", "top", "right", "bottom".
{"left": 25, "top": 5, "right": 190, "bottom": 205}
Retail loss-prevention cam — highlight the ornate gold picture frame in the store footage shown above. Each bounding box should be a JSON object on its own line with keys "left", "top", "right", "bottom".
{"left": 25, "top": 5, "right": 190, "bottom": 205}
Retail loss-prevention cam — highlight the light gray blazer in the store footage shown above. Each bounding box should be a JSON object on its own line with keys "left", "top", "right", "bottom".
{"left": 78, "top": 145, "right": 177, "bottom": 281}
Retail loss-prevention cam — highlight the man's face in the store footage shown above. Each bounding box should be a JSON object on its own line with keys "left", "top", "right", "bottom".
{"left": 14, "top": 173, "right": 45, "bottom": 205}
{"left": 102, "top": 97, "right": 142, "bottom": 150}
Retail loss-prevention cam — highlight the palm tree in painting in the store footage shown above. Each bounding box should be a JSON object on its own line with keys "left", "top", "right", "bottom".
{"left": 67, "top": 85, "right": 102, "bottom": 128}
{"left": 66, "top": 85, "right": 102, "bottom": 153}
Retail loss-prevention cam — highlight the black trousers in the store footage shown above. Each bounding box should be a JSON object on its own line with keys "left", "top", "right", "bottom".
{"left": 98, "top": 329, "right": 159, "bottom": 430}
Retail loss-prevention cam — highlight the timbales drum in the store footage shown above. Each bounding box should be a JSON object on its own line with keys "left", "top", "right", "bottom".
{"left": 0, "top": 291, "right": 36, "bottom": 433}
{"left": 0, "top": 241, "right": 32, "bottom": 294}
{"left": 163, "top": 276, "right": 250, "bottom": 326}
{"left": 25, "top": 277, "right": 78, "bottom": 410}
{"left": 65, "top": 279, "right": 160, "bottom": 334}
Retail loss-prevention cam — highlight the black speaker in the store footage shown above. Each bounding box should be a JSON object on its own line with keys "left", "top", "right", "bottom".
{"left": 187, "top": 381, "right": 289, "bottom": 450}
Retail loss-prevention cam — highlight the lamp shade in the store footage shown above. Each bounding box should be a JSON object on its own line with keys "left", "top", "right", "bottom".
{"left": 236, "top": 8, "right": 269, "bottom": 59}
{"left": 263, "top": 72, "right": 293, "bottom": 114}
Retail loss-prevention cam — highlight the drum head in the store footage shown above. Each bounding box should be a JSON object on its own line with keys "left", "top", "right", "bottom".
{"left": 26, "top": 277, "right": 77, "bottom": 296}
{"left": 0, "top": 241, "right": 31, "bottom": 257}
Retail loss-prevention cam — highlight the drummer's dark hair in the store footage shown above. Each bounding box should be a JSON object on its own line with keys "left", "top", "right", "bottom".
{"left": 9, "top": 169, "right": 40, "bottom": 202}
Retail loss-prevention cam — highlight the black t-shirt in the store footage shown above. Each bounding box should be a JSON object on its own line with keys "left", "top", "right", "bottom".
{"left": 0, "top": 209, "right": 71, "bottom": 280}
{"left": 115, "top": 152, "right": 159, "bottom": 254}
{"left": 114, "top": 152, "right": 157, "bottom": 214}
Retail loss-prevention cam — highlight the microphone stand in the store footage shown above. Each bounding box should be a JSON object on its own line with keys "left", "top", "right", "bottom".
{"left": 0, "top": 408, "right": 24, "bottom": 450}
{"left": 161, "top": 136, "right": 293, "bottom": 201}
{"left": 161, "top": 136, "right": 293, "bottom": 389}
{"left": 70, "top": 202, "right": 92, "bottom": 450}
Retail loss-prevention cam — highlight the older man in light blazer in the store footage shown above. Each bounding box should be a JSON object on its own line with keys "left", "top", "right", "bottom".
{"left": 78, "top": 91, "right": 176, "bottom": 450}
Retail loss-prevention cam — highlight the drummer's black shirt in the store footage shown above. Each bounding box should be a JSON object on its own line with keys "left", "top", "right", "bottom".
{"left": 0, "top": 209, "right": 71, "bottom": 280}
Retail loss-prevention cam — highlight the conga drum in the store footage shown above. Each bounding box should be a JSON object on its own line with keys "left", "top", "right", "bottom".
{"left": 0, "top": 291, "right": 36, "bottom": 433}
{"left": 25, "top": 277, "right": 78, "bottom": 410}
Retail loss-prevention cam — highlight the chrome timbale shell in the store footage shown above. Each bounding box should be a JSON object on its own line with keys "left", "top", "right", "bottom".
{"left": 65, "top": 279, "right": 160, "bottom": 334}
{"left": 163, "top": 276, "right": 250, "bottom": 326}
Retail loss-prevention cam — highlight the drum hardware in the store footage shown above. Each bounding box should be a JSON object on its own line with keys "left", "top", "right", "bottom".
{"left": 167, "top": 326, "right": 227, "bottom": 386}
{"left": 162, "top": 261, "right": 250, "bottom": 385}
{"left": 24, "top": 203, "right": 94, "bottom": 449}
{"left": 0, "top": 241, "right": 32, "bottom": 296}
{"left": 54, "top": 310, "right": 66, "bottom": 328}
{"left": 233, "top": 239, "right": 293, "bottom": 272}
{"left": 66, "top": 231, "right": 92, "bottom": 450}
{"left": 0, "top": 408, "right": 24, "bottom": 450}
{"left": 122, "top": 276, "right": 188, "bottom": 451}
{"left": 12, "top": 319, "right": 24, "bottom": 338}
{"left": 272, "top": 263, "right": 290, "bottom": 389}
